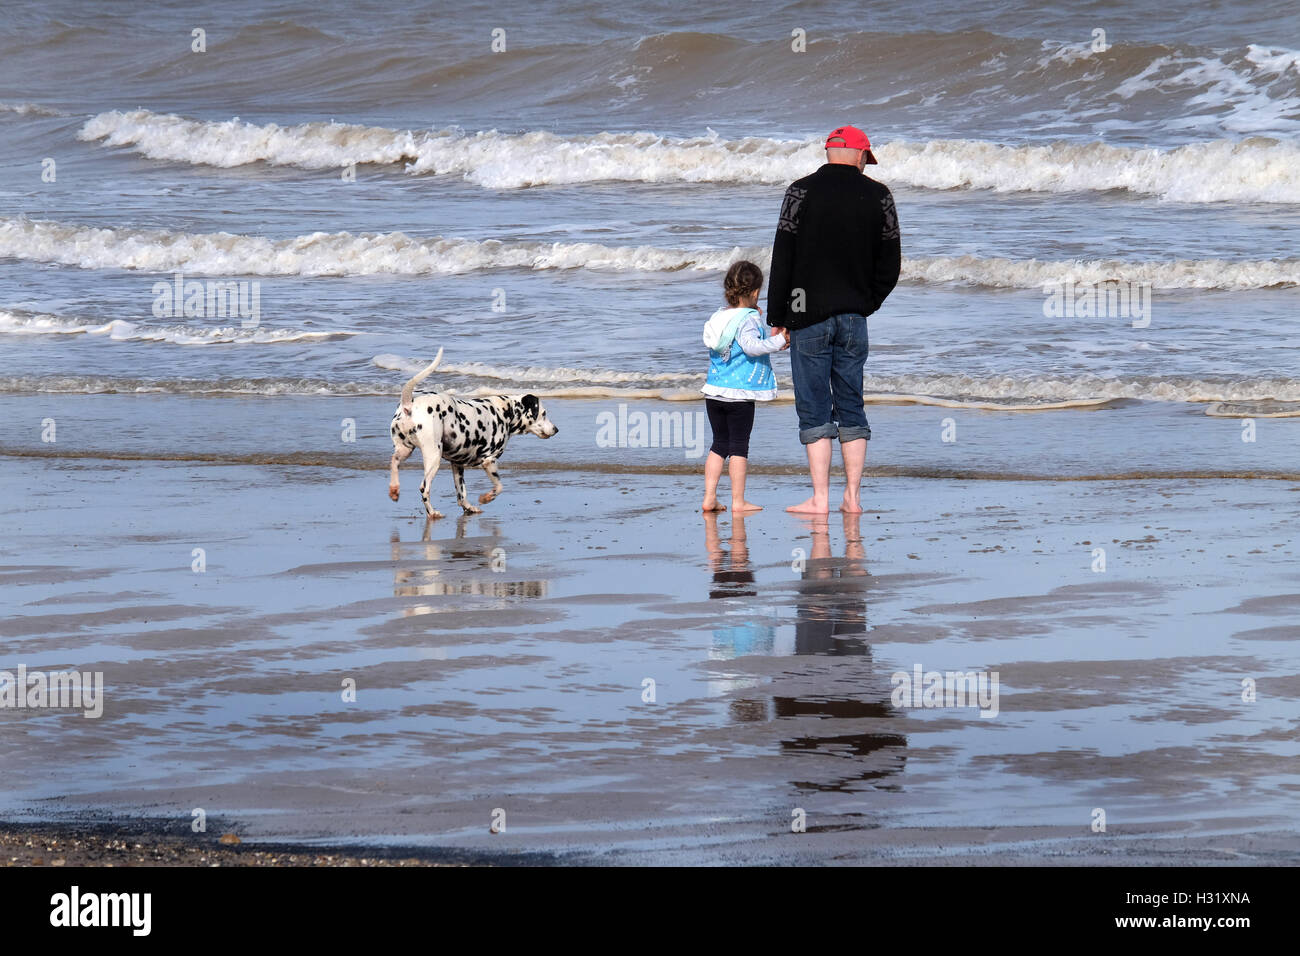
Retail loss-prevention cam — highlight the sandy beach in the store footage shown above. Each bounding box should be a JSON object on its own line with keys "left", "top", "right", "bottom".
{"left": 4, "top": 395, "right": 1299, "bottom": 865}
{"left": 3, "top": 0, "right": 1298, "bottom": 872}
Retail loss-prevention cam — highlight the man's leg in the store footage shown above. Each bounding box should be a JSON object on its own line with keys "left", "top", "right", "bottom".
{"left": 829, "top": 314, "right": 871, "bottom": 513}
{"left": 787, "top": 321, "right": 837, "bottom": 513}
{"left": 789, "top": 437, "right": 832, "bottom": 514}
{"left": 840, "top": 438, "right": 865, "bottom": 513}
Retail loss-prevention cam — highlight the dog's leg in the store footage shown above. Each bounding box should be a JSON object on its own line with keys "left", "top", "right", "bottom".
{"left": 389, "top": 442, "right": 413, "bottom": 501}
{"left": 419, "top": 450, "right": 444, "bottom": 520}
{"left": 478, "top": 459, "right": 503, "bottom": 504}
{"left": 452, "top": 465, "right": 482, "bottom": 515}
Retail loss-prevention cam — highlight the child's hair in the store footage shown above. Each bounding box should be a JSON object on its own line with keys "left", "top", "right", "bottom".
{"left": 724, "top": 260, "right": 764, "bottom": 306}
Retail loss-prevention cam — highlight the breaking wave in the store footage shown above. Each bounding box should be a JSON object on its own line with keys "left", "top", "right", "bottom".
{"left": 5, "top": 362, "right": 1299, "bottom": 412}
{"left": 79, "top": 110, "right": 1300, "bottom": 202}
{"left": 0, "top": 309, "right": 359, "bottom": 344}
{"left": 4, "top": 217, "right": 1296, "bottom": 288}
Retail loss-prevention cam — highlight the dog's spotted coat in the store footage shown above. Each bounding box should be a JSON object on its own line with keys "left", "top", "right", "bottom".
{"left": 388, "top": 356, "right": 558, "bottom": 518}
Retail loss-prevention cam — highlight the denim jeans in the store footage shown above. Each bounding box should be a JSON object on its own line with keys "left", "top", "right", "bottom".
{"left": 788, "top": 313, "right": 871, "bottom": 444}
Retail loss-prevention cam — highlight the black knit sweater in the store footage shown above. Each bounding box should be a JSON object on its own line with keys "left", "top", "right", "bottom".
{"left": 765, "top": 163, "right": 902, "bottom": 330}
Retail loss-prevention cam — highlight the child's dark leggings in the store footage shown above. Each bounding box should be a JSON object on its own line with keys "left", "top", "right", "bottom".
{"left": 706, "top": 398, "right": 756, "bottom": 459}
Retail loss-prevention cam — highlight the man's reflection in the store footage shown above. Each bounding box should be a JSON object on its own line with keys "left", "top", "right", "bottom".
{"left": 711, "top": 511, "right": 906, "bottom": 791}
{"left": 791, "top": 511, "right": 869, "bottom": 655}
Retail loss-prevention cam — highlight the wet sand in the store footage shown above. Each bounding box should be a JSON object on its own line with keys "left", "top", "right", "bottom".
{"left": 0, "top": 822, "right": 472, "bottom": 867}
{"left": 3, "top": 440, "right": 1300, "bottom": 865}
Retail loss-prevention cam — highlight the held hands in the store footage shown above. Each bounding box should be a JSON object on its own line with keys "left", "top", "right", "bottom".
{"left": 758, "top": 304, "right": 790, "bottom": 350}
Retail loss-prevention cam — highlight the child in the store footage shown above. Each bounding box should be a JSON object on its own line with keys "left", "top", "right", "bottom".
{"left": 701, "top": 260, "right": 788, "bottom": 513}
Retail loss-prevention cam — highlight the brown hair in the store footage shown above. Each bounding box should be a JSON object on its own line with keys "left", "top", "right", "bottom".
{"left": 724, "top": 260, "right": 763, "bottom": 307}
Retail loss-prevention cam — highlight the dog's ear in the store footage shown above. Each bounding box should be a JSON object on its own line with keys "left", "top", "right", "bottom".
{"left": 522, "top": 394, "right": 540, "bottom": 417}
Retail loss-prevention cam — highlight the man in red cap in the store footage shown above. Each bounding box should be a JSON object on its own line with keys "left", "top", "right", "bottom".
{"left": 766, "top": 124, "right": 901, "bottom": 514}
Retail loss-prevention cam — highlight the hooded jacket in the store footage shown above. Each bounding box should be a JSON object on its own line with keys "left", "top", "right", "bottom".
{"left": 702, "top": 306, "right": 783, "bottom": 401}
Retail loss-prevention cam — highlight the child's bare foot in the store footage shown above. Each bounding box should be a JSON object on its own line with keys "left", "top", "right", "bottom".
{"left": 702, "top": 499, "right": 727, "bottom": 512}
{"left": 786, "top": 496, "right": 829, "bottom": 514}
{"left": 840, "top": 493, "right": 863, "bottom": 514}
{"left": 732, "top": 500, "right": 763, "bottom": 513}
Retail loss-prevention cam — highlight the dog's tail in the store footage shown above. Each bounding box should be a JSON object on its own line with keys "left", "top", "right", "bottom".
{"left": 400, "top": 347, "right": 444, "bottom": 410}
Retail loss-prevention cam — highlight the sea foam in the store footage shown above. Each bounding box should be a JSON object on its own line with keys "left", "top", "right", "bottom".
{"left": 4, "top": 217, "right": 1296, "bottom": 288}
{"left": 79, "top": 109, "right": 1300, "bottom": 202}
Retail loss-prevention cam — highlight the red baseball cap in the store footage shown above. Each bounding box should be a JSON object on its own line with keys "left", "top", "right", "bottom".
{"left": 825, "top": 125, "right": 878, "bottom": 164}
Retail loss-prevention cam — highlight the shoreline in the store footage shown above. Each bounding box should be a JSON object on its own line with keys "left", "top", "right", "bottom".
{"left": 8, "top": 446, "right": 1300, "bottom": 482}
{"left": 3, "top": 391, "right": 1298, "bottom": 481}
{"left": 4, "top": 816, "right": 1296, "bottom": 867}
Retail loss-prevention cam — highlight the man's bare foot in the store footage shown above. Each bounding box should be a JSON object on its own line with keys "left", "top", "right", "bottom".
{"left": 732, "top": 500, "right": 763, "bottom": 513}
{"left": 786, "top": 497, "right": 829, "bottom": 514}
{"left": 702, "top": 499, "right": 727, "bottom": 512}
{"left": 840, "top": 494, "right": 863, "bottom": 514}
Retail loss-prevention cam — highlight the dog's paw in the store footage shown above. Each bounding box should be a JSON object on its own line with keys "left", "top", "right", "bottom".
{"left": 388, "top": 485, "right": 400, "bottom": 501}
{"left": 461, "top": 504, "right": 483, "bottom": 515}
{"left": 478, "top": 491, "right": 498, "bottom": 504}
{"left": 425, "top": 509, "right": 445, "bottom": 520}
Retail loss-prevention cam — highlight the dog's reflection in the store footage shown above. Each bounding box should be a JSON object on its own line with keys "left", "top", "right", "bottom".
{"left": 390, "top": 516, "right": 545, "bottom": 617}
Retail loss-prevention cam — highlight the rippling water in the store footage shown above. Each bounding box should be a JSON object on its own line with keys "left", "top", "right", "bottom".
{"left": 2, "top": 0, "right": 1298, "bottom": 451}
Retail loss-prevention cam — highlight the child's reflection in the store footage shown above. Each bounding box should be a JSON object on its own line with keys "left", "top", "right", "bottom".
{"left": 703, "top": 511, "right": 775, "bottom": 656}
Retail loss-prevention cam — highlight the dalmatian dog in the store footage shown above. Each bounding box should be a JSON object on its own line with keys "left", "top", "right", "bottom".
{"left": 388, "top": 348, "right": 559, "bottom": 519}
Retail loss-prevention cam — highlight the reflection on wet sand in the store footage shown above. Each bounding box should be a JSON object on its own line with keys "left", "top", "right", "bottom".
{"left": 391, "top": 516, "right": 546, "bottom": 617}
{"left": 704, "top": 512, "right": 774, "bottom": 655}
{"left": 708, "top": 512, "right": 907, "bottom": 793}
{"left": 773, "top": 695, "right": 908, "bottom": 793}
{"left": 791, "top": 512, "right": 870, "bottom": 656}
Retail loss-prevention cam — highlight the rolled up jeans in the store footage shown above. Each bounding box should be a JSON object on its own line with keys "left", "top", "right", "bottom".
{"left": 788, "top": 313, "right": 871, "bottom": 445}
